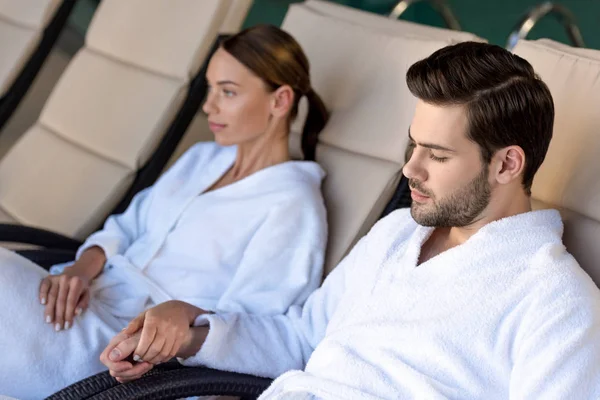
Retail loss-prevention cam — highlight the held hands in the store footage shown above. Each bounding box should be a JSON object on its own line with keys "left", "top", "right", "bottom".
{"left": 101, "top": 300, "right": 198, "bottom": 382}
{"left": 100, "top": 330, "right": 154, "bottom": 383}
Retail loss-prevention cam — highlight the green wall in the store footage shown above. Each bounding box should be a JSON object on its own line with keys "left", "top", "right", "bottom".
{"left": 68, "top": 1, "right": 599, "bottom": 50}
{"left": 242, "top": 0, "right": 600, "bottom": 50}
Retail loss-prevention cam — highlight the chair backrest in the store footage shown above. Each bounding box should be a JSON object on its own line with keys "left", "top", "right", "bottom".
{"left": 283, "top": 3, "right": 485, "bottom": 274}
{"left": 513, "top": 39, "right": 600, "bottom": 286}
{"left": 221, "top": 0, "right": 253, "bottom": 34}
{"left": 303, "top": 0, "right": 482, "bottom": 43}
{"left": 0, "top": 0, "right": 75, "bottom": 131}
{"left": 107, "top": 0, "right": 254, "bottom": 218}
{"left": 0, "top": 0, "right": 236, "bottom": 239}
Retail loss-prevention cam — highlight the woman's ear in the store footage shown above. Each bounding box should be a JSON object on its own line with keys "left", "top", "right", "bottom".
{"left": 270, "top": 85, "right": 295, "bottom": 118}
{"left": 493, "top": 145, "right": 526, "bottom": 185}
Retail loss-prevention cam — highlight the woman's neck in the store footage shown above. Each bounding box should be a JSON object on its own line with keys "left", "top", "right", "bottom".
{"left": 230, "top": 132, "right": 291, "bottom": 181}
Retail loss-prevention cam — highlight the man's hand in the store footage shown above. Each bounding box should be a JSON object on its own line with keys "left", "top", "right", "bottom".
{"left": 122, "top": 300, "right": 199, "bottom": 365}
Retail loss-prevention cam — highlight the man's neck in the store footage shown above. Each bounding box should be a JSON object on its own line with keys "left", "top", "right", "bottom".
{"left": 418, "top": 193, "right": 533, "bottom": 265}
{"left": 447, "top": 192, "right": 533, "bottom": 246}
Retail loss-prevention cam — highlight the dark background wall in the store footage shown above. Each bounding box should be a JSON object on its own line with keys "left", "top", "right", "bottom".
{"left": 241, "top": 0, "right": 599, "bottom": 49}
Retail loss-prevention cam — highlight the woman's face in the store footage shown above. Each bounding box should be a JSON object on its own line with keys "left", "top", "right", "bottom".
{"left": 202, "top": 48, "right": 274, "bottom": 146}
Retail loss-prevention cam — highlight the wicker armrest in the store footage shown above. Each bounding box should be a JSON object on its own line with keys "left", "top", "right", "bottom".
{"left": 47, "top": 363, "right": 272, "bottom": 400}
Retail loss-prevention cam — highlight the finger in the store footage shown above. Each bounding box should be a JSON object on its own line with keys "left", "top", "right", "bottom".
{"left": 123, "top": 313, "right": 145, "bottom": 335}
{"left": 133, "top": 324, "right": 157, "bottom": 362}
{"left": 75, "top": 290, "right": 90, "bottom": 316}
{"left": 110, "top": 335, "right": 140, "bottom": 364}
{"left": 39, "top": 277, "right": 51, "bottom": 306}
{"left": 102, "top": 335, "right": 139, "bottom": 372}
{"left": 53, "top": 275, "right": 70, "bottom": 331}
{"left": 144, "top": 335, "right": 170, "bottom": 365}
{"left": 44, "top": 279, "right": 59, "bottom": 324}
{"left": 64, "top": 279, "right": 83, "bottom": 329}
{"left": 100, "top": 332, "right": 131, "bottom": 366}
{"left": 105, "top": 360, "right": 134, "bottom": 373}
{"left": 160, "top": 328, "right": 182, "bottom": 363}
{"left": 112, "top": 362, "right": 153, "bottom": 382}
{"left": 162, "top": 335, "right": 181, "bottom": 364}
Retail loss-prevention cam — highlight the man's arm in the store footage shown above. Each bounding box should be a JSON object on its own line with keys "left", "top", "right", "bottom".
{"left": 509, "top": 294, "right": 600, "bottom": 399}
{"left": 176, "top": 232, "right": 370, "bottom": 378}
{"left": 176, "top": 209, "right": 411, "bottom": 378}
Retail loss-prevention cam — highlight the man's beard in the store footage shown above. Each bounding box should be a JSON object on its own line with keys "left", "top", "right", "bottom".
{"left": 410, "top": 165, "right": 491, "bottom": 227}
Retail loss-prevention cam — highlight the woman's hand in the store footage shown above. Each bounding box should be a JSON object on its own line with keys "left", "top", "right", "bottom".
{"left": 38, "top": 246, "right": 106, "bottom": 331}
{"left": 100, "top": 300, "right": 209, "bottom": 384}
{"left": 39, "top": 268, "right": 89, "bottom": 331}
{"left": 100, "top": 330, "right": 154, "bottom": 383}
{"left": 122, "top": 300, "right": 199, "bottom": 365}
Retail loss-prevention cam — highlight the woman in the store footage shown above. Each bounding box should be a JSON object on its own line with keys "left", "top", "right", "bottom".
{"left": 0, "top": 25, "right": 329, "bottom": 399}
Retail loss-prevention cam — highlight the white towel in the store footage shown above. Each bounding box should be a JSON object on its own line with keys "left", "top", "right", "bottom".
{"left": 0, "top": 248, "right": 124, "bottom": 399}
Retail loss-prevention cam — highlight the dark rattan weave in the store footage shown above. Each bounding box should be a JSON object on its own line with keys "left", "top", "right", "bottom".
{"left": 47, "top": 364, "right": 272, "bottom": 400}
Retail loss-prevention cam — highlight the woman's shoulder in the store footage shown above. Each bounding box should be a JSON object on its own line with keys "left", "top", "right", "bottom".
{"left": 266, "top": 160, "right": 325, "bottom": 190}
{"left": 260, "top": 161, "right": 325, "bottom": 202}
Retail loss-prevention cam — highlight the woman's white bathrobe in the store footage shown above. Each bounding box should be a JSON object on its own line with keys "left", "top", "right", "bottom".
{"left": 0, "top": 142, "right": 327, "bottom": 399}
{"left": 183, "top": 208, "right": 600, "bottom": 399}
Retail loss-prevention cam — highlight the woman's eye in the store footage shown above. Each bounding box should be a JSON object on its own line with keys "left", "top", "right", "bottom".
{"left": 429, "top": 152, "right": 448, "bottom": 163}
{"left": 223, "top": 89, "right": 236, "bottom": 97}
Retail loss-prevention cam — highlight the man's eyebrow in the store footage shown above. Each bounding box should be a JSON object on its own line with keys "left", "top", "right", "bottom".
{"left": 408, "top": 127, "right": 457, "bottom": 153}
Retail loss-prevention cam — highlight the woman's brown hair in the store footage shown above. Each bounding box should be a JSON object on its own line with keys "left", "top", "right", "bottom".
{"left": 222, "top": 24, "right": 329, "bottom": 161}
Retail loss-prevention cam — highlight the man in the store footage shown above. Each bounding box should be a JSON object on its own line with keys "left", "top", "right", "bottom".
{"left": 104, "top": 42, "right": 600, "bottom": 399}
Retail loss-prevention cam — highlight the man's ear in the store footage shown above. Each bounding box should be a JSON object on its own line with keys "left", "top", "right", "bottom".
{"left": 492, "top": 145, "right": 526, "bottom": 185}
{"left": 270, "top": 85, "right": 295, "bottom": 118}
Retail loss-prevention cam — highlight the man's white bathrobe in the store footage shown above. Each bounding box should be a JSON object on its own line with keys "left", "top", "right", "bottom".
{"left": 0, "top": 142, "right": 327, "bottom": 399}
{"left": 183, "top": 208, "right": 600, "bottom": 399}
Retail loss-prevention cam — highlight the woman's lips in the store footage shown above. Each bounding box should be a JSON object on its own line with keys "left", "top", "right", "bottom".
{"left": 208, "top": 122, "right": 227, "bottom": 133}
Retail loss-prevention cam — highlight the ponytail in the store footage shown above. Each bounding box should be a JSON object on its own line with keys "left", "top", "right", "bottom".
{"left": 222, "top": 25, "right": 328, "bottom": 160}
{"left": 301, "top": 88, "right": 329, "bottom": 161}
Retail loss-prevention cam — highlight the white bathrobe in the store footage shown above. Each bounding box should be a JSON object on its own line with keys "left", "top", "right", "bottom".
{"left": 0, "top": 142, "right": 327, "bottom": 399}
{"left": 183, "top": 208, "right": 600, "bottom": 399}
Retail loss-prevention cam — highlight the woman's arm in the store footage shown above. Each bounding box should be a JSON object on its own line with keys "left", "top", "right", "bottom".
{"left": 75, "top": 187, "right": 153, "bottom": 261}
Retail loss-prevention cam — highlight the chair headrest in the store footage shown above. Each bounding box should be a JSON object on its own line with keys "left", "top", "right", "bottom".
{"left": 282, "top": 3, "right": 483, "bottom": 272}
{"left": 86, "top": 0, "right": 232, "bottom": 79}
{"left": 514, "top": 39, "right": 600, "bottom": 285}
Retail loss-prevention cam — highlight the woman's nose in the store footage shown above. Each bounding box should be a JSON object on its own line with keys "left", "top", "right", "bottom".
{"left": 202, "top": 92, "right": 217, "bottom": 115}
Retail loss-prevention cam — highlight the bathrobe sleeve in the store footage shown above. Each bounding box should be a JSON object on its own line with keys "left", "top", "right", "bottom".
{"left": 179, "top": 210, "right": 407, "bottom": 378}
{"left": 509, "top": 289, "right": 600, "bottom": 399}
{"left": 75, "top": 187, "right": 152, "bottom": 261}
{"left": 214, "top": 195, "right": 327, "bottom": 316}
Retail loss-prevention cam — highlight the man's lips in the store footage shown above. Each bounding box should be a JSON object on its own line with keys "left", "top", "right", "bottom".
{"left": 410, "top": 189, "right": 430, "bottom": 202}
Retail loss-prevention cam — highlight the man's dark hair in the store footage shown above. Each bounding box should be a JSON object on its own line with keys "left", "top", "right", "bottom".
{"left": 406, "top": 41, "right": 554, "bottom": 194}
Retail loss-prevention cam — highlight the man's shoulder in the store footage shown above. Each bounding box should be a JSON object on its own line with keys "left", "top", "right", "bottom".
{"left": 525, "top": 242, "right": 600, "bottom": 305}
